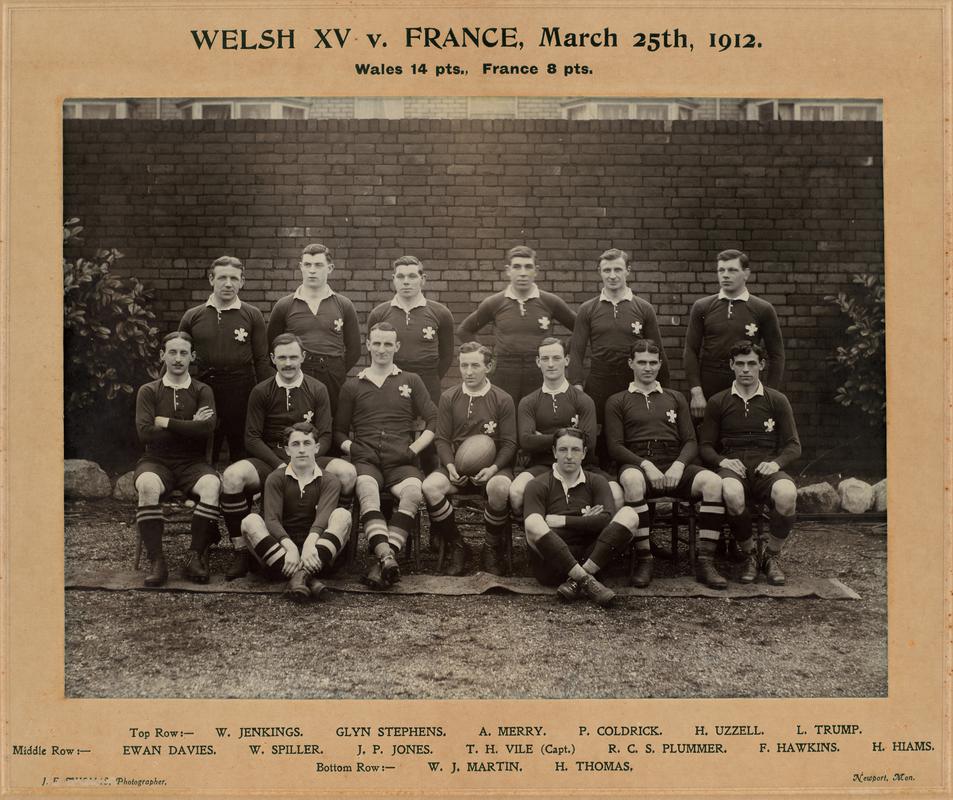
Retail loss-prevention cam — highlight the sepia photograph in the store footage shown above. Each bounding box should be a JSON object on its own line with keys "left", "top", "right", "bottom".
{"left": 62, "top": 94, "right": 887, "bottom": 700}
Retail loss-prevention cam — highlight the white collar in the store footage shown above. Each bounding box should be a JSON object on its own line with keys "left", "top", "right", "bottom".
{"left": 294, "top": 284, "right": 335, "bottom": 311}
{"left": 275, "top": 372, "right": 304, "bottom": 390}
{"left": 718, "top": 288, "right": 751, "bottom": 301}
{"left": 205, "top": 295, "right": 242, "bottom": 311}
{"left": 599, "top": 287, "right": 634, "bottom": 305}
{"left": 504, "top": 284, "right": 541, "bottom": 302}
{"left": 731, "top": 381, "right": 765, "bottom": 399}
{"left": 389, "top": 294, "right": 427, "bottom": 312}
{"left": 162, "top": 373, "right": 192, "bottom": 390}
{"left": 552, "top": 463, "right": 586, "bottom": 492}
{"left": 461, "top": 379, "right": 492, "bottom": 398}
{"left": 358, "top": 364, "right": 402, "bottom": 383}
{"left": 541, "top": 378, "right": 570, "bottom": 397}
{"left": 628, "top": 381, "right": 663, "bottom": 396}
{"left": 285, "top": 462, "right": 323, "bottom": 493}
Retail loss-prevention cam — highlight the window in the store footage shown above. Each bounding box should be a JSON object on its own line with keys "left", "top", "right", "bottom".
{"left": 799, "top": 104, "right": 835, "bottom": 121}
{"left": 63, "top": 101, "right": 129, "bottom": 119}
{"left": 201, "top": 104, "right": 232, "bottom": 120}
{"left": 178, "top": 99, "right": 310, "bottom": 120}
{"left": 842, "top": 105, "right": 879, "bottom": 121}
{"left": 596, "top": 104, "right": 629, "bottom": 120}
{"left": 565, "top": 105, "right": 587, "bottom": 120}
{"left": 353, "top": 97, "right": 405, "bottom": 118}
{"left": 634, "top": 104, "right": 669, "bottom": 120}
{"left": 237, "top": 103, "right": 271, "bottom": 119}
{"left": 757, "top": 101, "right": 776, "bottom": 122}
{"left": 282, "top": 106, "right": 306, "bottom": 120}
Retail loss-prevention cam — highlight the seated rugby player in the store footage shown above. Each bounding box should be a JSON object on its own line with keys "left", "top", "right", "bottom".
{"left": 422, "top": 342, "right": 516, "bottom": 576}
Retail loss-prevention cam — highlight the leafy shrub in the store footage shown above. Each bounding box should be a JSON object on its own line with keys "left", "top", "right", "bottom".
{"left": 64, "top": 219, "right": 159, "bottom": 464}
{"left": 825, "top": 273, "right": 886, "bottom": 427}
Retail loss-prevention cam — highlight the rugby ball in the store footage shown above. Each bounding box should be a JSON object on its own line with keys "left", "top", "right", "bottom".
{"left": 454, "top": 434, "right": 497, "bottom": 476}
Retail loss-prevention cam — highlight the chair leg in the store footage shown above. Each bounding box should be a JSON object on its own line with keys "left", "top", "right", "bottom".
{"left": 670, "top": 504, "right": 679, "bottom": 568}
{"left": 688, "top": 506, "right": 697, "bottom": 569}
{"left": 134, "top": 532, "right": 143, "bottom": 570}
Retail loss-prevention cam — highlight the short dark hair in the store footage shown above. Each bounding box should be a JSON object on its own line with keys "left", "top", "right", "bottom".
{"left": 537, "top": 336, "right": 565, "bottom": 355}
{"left": 599, "top": 248, "right": 629, "bottom": 265}
{"left": 209, "top": 255, "right": 243, "bottom": 276}
{"left": 717, "top": 249, "right": 749, "bottom": 269}
{"left": 162, "top": 330, "right": 194, "bottom": 349}
{"left": 392, "top": 255, "right": 424, "bottom": 275}
{"left": 629, "top": 338, "right": 661, "bottom": 358}
{"left": 459, "top": 341, "right": 494, "bottom": 367}
{"left": 553, "top": 427, "right": 588, "bottom": 449}
{"left": 301, "top": 243, "right": 333, "bottom": 262}
{"left": 271, "top": 333, "right": 304, "bottom": 353}
{"left": 281, "top": 421, "right": 318, "bottom": 445}
{"left": 728, "top": 339, "right": 767, "bottom": 362}
{"left": 369, "top": 321, "right": 398, "bottom": 337}
{"left": 506, "top": 245, "right": 536, "bottom": 263}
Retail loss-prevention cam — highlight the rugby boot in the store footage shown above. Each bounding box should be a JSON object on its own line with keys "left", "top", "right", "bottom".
{"left": 380, "top": 552, "right": 401, "bottom": 585}
{"left": 578, "top": 573, "right": 616, "bottom": 607}
{"left": 650, "top": 541, "right": 673, "bottom": 560}
{"left": 762, "top": 553, "right": 786, "bottom": 586}
{"left": 306, "top": 574, "right": 327, "bottom": 600}
{"left": 225, "top": 549, "right": 250, "bottom": 580}
{"left": 182, "top": 549, "right": 210, "bottom": 583}
{"left": 479, "top": 540, "right": 506, "bottom": 576}
{"left": 630, "top": 557, "right": 654, "bottom": 588}
{"left": 556, "top": 577, "right": 581, "bottom": 602}
{"left": 738, "top": 553, "right": 759, "bottom": 584}
{"left": 362, "top": 559, "right": 387, "bottom": 590}
{"left": 144, "top": 556, "right": 168, "bottom": 588}
{"left": 695, "top": 558, "right": 728, "bottom": 590}
{"left": 284, "top": 568, "right": 311, "bottom": 603}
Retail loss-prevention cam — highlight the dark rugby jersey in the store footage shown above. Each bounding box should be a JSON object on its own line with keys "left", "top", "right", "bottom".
{"left": 136, "top": 377, "right": 216, "bottom": 461}
{"left": 698, "top": 385, "right": 801, "bottom": 469}
{"left": 366, "top": 298, "right": 455, "bottom": 379}
{"left": 683, "top": 292, "right": 784, "bottom": 388}
{"left": 568, "top": 291, "right": 670, "bottom": 384}
{"left": 178, "top": 300, "right": 271, "bottom": 381}
{"left": 434, "top": 384, "right": 517, "bottom": 470}
{"left": 267, "top": 289, "right": 361, "bottom": 369}
{"left": 245, "top": 375, "right": 333, "bottom": 467}
{"left": 523, "top": 468, "right": 614, "bottom": 537}
{"left": 517, "top": 383, "right": 598, "bottom": 466}
{"left": 334, "top": 367, "right": 437, "bottom": 447}
{"left": 604, "top": 384, "right": 696, "bottom": 468}
{"left": 456, "top": 288, "right": 575, "bottom": 355}
{"left": 261, "top": 466, "right": 341, "bottom": 546}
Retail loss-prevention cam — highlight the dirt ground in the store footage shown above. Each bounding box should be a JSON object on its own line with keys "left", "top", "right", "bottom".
{"left": 64, "top": 499, "right": 886, "bottom": 699}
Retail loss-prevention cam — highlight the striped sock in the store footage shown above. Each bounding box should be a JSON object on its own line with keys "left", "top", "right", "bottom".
{"left": 190, "top": 501, "right": 220, "bottom": 552}
{"left": 136, "top": 504, "right": 164, "bottom": 560}
{"left": 388, "top": 510, "right": 416, "bottom": 554}
{"left": 362, "top": 510, "right": 389, "bottom": 554}
{"left": 697, "top": 500, "right": 725, "bottom": 552}
{"left": 220, "top": 491, "right": 249, "bottom": 540}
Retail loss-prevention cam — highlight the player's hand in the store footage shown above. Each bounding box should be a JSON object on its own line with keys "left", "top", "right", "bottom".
{"left": 643, "top": 462, "right": 666, "bottom": 491}
{"left": 280, "top": 542, "right": 300, "bottom": 577}
{"left": 341, "top": 440, "right": 352, "bottom": 456}
{"left": 300, "top": 544, "right": 321, "bottom": 574}
{"left": 472, "top": 465, "right": 498, "bottom": 485}
{"left": 154, "top": 416, "right": 170, "bottom": 429}
{"left": 446, "top": 464, "right": 467, "bottom": 486}
{"left": 690, "top": 388, "right": 707, "bottom": 420}
{"left": 662, "top": 462, "right": 684, "bottom": 490}
{"left": 192, "top": 406, "right": 214, "bottom": 421}
{"left": 720, "top": 458, "right": 746, "bottom": 478}
{"left": 545, "top": 514, "right": 567, "bottom": 529}
{"left": 581, "top": 504, "right": 604, "bottom": 517}
{"left": 755, "top": 461, "right": 780, "bottom": 476}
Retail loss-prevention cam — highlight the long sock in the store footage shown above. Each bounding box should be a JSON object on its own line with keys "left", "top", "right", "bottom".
{"left": 534, "top": 531, "right": 579, "bottom": 576}
{"left": 588, "top": 521, "right": 635, "bottom": 572}
{"left": 362, "top": 510, "right": 389, "bottom": 554}
{"left": 387, "top": 510, "right": 416, "bottom": 554}
{"left": 769, "top": 509, "right": 795, "bottom": 542}
{"left": 136, "top": 505, "right": 164, "bottom": 560}
{"left": 220, "top": 491, "right": 249, "bottom": 541}
{"left": 727, "top": 509, "right": 753, "bottom": 551}
{"left": 626, "top": 500, "right": 651, "bottom": 559}
{"left": 697, "top": 500, "right": 725, "bottom": 555}
{"left": 190, "top": 502, "right": 220, "bottom": 552}
{"left": 426, "top": 498, "right": 460, "bottom": 542}
{"left": 484, "top": 504, "right": 509, "bottom": 547}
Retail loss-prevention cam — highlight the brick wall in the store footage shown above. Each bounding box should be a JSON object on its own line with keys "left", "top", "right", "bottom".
{"left": 62, "top": 118, "right": 884, "bottom": 462}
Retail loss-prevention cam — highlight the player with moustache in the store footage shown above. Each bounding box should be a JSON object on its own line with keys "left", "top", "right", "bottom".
{"left": 508, "top": 337, "right": 598, "bottom": 517}
{"left": 456, "top": 245, "right": 576, "bottom": 405}
{"left": 218, "top": 333, "right": 356, "bottom": 580}
{"left": 684, "top": 249, "right": 785, "bottom": 421}
{"left": 133, "top": 332, "right": 221, "bottom": 587}
{"left": 522, "top": 428, "right": 639, "bottom": 606}
{"left": 239, "top": 422, "right": 352, "bottom": 602}
{"left": 699, "top": 341, "right": 800, "bottom": 585}
{"left": 334, "top": 322, "right": 438, "bottom": 589}
{"left": 422, "top": 342, "right": 517, "bottom": 576}
{"left": 604, "top": 338, "right": 727, "bottom": 589}
{"left": 266, "top": 243, "right": 361, "bottom": 417}
{"left": 177, "top": 255, "right": 271, "bottom": 463}
{"left": 568, "top": 248, "right": 669, "bottom": 464}
{"left": 365, "top": 255, "right": 455, "bottom": 405}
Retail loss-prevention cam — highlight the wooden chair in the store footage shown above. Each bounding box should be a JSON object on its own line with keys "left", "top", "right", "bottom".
{"left": 433, "top": 491, "right": 514, "bottom": 576}
{"left": 628, "top": 497, "right": 697, "bottom": 581}
{"left": 346, "top": 493, "right": 422, "bottom": 570}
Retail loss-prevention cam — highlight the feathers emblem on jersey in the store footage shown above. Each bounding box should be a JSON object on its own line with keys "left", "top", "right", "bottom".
{"left": 422, "top": 326, "right": 436, "bottom": 340}
{"left": 303, "top": 410, "right": 314, "bottom": 423}
{"left": 666, "top": 409, "right": 677, "bottom": 424}
{"left": 571, "top": 414, "right": 580, "bottom": 427}
{"left": 483, "top": 420, "right": 497, "bottom": 434}
{"left": 538, "top": 316, "right": 551, "bottom": 330}
{"left": 745, "top": 322, "right": 759, "bottom": 337}
{"left": 764, "top": 418, "right": 775, "bottom": 432}
{"left": 333, "top": 318, "right": 344, "bottom": 332}
{"left": 631, "top": 321, "right": 643, "bottom": 334}
{"left": 234, "top": 327, "right": 248, "bottom": 342}
{"left": 398, "top": 384, "right": 412, "bottom": 398}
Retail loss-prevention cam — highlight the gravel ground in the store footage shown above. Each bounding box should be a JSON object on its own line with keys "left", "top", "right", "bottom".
{"left": 64, "top": 500, "right": 886, "bottom": 699}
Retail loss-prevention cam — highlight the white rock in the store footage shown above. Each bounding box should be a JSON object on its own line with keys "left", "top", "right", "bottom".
{"left": 797, "top": 482, "right": 840, "bottom": 513}
{"left": 64, "top": 459, "right": 112, "bottom": 499}
{"left": 871, "top": 479, "right": 887, "bottom": 512}
{"left": 838, "top": 478, "right": 874, "bottom": 514}
{"left": 113, "top": 470, "right": 137, "bottom": 500}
